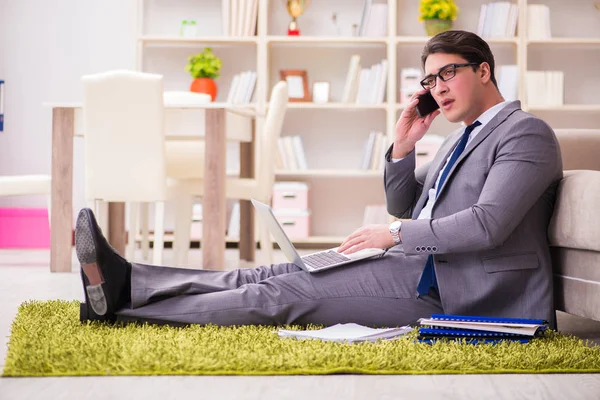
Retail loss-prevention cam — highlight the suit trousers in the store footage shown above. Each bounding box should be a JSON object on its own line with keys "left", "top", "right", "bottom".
{"left": 115, "top": 246, "right": 443, "bottom": 327}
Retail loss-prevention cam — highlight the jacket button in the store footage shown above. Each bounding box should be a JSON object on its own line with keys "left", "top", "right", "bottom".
{"left": 415, "top": 246, "right": 421, "bottom": 252}
{"left": 426, "top": 246, "right": 432, "bottom": 251}
{"left": 432, "top": 246, "right": 438, "bottom": 252}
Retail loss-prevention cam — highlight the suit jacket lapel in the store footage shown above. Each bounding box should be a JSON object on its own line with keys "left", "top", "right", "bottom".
{"left": 435, "top": 100, "right": 522, "bottom": 200}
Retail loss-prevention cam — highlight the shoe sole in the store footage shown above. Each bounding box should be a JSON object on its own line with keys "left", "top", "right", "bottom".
{"left": 76, "top": 209, "right": 109, "bottom": 316}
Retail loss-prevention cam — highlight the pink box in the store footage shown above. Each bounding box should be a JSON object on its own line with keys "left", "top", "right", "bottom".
{"left": 0, "top": 208, "right": 51, "bottom": 248}
{"left": 273, "top": 209, "right": 310, "bottom": 239}
{"left": 272, "top": 182, "right": 309, "bottom": 210}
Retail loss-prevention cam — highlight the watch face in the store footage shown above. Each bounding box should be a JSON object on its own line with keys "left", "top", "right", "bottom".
{"left": 390, "top": 220, "right": 402, "bottom": 232}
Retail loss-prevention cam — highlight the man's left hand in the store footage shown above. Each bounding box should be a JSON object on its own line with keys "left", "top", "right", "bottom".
{"left": 338, "top": 224, "right": 395, "bottom": 254}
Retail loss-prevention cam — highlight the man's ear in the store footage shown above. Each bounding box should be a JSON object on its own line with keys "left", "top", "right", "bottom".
{"left": 480, "top": 62, "right": 492, "bottom": 84}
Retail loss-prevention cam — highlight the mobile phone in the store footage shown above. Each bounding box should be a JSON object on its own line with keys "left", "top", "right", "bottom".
{"left": 415, "top": 91, "right": 440, "bottom": 118}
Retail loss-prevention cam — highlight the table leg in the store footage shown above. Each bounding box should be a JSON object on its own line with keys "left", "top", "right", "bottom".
{"left": 202, "top": 109, "right": 226, "bottom": 270}
{"left": 239, "top": 121, "right": 255, "bottom": 262}
{"left": 108, "top": 202, "right": 126, "bottom": 257}
{"left": 50, "top": 108, "right": 74, "bottom": 273}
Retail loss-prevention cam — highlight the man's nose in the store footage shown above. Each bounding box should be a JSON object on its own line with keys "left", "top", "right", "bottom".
{"left": 433, "top": 78, "right": 448, "bottom": 96}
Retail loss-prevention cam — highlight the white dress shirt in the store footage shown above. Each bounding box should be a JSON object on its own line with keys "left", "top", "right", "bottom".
{"left": 393, "top": 101, "right": 511, "bottom": 220}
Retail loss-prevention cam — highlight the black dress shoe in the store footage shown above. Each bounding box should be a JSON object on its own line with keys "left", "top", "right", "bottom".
{"left": 75, "top": 208, "right": 131, "bottom": 321}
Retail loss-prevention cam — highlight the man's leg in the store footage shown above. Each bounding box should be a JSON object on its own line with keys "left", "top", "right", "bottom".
{"left": 128, "top": 262, "right": 301, "bottom": 308}
{"left": 116, "top": 246, "right": 442, "bottom": 327}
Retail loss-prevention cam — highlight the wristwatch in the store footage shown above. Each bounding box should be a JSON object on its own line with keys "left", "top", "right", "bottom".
{"left": 389, "top": 220, "right": 402, "bottom": 245}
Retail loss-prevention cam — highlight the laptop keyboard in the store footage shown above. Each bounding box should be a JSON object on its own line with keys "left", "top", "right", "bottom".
{"left": 301, "top": 250, "right": 351, "bottom": 269}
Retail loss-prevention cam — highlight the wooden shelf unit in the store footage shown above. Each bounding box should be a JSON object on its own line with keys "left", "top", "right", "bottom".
{"left": 136, "top": 0, "right": 600, "bottom": 246}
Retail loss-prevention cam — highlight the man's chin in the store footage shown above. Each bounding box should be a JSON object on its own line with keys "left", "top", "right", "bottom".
{"left": 442, "top": 110, "right": 463, "bottom": 124}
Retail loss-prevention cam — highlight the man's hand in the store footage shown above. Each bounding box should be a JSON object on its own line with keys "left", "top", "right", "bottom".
{"left": 338, "top": 224, "right": 395, "bottom": 255}
{"left": 392, "top": 89, "right": 441, "bottom": 159}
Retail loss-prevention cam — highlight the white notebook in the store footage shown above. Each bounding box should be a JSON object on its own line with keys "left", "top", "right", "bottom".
{"left": 278, "top": 323, "right": 413, "bottom": 343}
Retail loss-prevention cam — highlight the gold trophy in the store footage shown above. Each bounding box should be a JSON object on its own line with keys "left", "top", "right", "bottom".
{"left": 285, "top": 0, "right": 311, "bottom": 36}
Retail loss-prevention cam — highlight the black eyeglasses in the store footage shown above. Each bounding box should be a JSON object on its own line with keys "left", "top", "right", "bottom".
{"left": 420, "top": 63, "right": 480, "bottom": 90}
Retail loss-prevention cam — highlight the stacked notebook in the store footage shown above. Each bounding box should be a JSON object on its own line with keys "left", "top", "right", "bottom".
{"left": 417, "top": 314, "right": 548, "bottom": 344}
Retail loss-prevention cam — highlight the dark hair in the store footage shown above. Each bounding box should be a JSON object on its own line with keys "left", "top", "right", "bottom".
{"left": 421, "top": 30, "right": 498, "bottom": 88}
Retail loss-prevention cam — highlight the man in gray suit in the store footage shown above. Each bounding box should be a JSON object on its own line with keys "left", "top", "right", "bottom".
{"left": 77, "top": 30, "right": 562, "bottom": 328}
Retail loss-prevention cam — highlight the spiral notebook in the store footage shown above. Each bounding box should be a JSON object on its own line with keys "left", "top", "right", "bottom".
{"left": 417, "top": 314, "right": 548, "bottom": 343}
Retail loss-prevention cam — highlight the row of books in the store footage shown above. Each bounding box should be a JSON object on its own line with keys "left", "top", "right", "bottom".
{"left": 276, "top": 136, "right": 308, "bottom": 171}
{"left": 477, "top": 1, "right": 519, "bottom": 38}
{"left": 221, "top": 0, "right": 258, "bottom": 37}
{"left": 357, "top": 0, "right": 388, "bottom": 37}
{"left": 526, "top": 71, "right": 564, "bottom": 107}
{"left": 226, "top": 71, "right": 257, "bottom": 104}
{"left": 527, "top": 4, "right": 552, "bottom": 40}
{"left": 496, "top": 65, "right": 519, "bottom": 101}
{"left": 342, "top": 55, "right": 388, "bottom": 104}
{"left": 361, "top": 131, "right": 388, "bottom": 171}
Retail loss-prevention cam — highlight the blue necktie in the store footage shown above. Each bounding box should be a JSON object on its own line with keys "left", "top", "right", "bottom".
{"left": 416, "top": 120, "right": 481, "bottom": 297}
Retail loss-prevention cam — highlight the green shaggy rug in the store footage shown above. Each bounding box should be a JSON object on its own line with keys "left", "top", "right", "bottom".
{"left": 3, "top": 300, "right": 600, "bottom": 377}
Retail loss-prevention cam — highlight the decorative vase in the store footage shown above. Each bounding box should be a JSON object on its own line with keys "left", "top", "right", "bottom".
{"left": 424, "top": 19, "right": 453, "bottom": 36}
{"left": 190, "top": 78, "right": 217, "bottom": 101}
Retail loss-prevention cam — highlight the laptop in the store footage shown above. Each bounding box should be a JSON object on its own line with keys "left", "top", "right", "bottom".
{"left": 251, "top": 199, "right": 386, "bottom": 273}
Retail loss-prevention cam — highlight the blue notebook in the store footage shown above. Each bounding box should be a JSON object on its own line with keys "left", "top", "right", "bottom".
{"left": 429, "top": 314, "right": 547, "bottom": 325}
{"left": 419, "top": 327, "right": 531, "bottom": 338}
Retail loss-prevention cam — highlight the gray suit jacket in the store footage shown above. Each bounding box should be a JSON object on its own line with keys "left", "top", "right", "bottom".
{"left": 384, "top": 100, "right": 563, "bottom": 324}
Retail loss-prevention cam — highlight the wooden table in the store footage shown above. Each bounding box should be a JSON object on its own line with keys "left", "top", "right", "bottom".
{"left": 46, "top": 102, "right": 257, "bottom": 272}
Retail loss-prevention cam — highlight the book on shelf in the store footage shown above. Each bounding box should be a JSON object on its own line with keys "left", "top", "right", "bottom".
{"left": 342, "top": 55, "right": 361, "bottom": 103}
{"left": 360, "top": 131, "right": 388, "bottom": 171}
{"left": 276, "top": 136, "right": 308, "bottom": 171}
{"left": 417, "top": 314, "right": 548, "bottom": 344}
{"left": 477, "top": 2, "right": 518, "bottom": 38}
{"left": 279, "top": 323, "right": 413, "bottom": 343}
{"left": 222, "top": 0, "right": 258, "bottom": 36}
{"left": 357, "top": 0, "right": 388, "bottom": 37}
{"left": 526, "top": 71, "right": 564, "bottom": 107}
{"left": 356, "top": 59, "right": 388, "bottom": 105}
{"left": 226, "top": 71, "right": 257, "bottom": 104}
{"left": 527, "top": 4, "right": 552, "bottom": 40}
{"left": 496, "top": 65, "right": 518, "bottom": 101}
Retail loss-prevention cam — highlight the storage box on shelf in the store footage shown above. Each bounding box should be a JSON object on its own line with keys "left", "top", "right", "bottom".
{"left": 271, "top": 182, "right": 310, "bottom": 239}
{"left": 136, "top": 0, "right": 600, "bottom": 247}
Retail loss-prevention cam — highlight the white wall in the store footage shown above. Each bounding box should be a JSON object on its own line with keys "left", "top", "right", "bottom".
{"left": 0, "top": 0, "right": 137, "bottom": 212}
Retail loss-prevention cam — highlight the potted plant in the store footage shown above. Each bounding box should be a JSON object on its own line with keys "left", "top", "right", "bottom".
{"left": 419, "top": 0, "right": 458, "bottom": 36}
{"left": 185, "top": 47, "right": 222, "bottom": 101}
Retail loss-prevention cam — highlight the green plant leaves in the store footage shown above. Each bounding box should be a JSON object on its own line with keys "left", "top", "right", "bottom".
{"left": 185, "top": 47, "right": 223, "bottom": 79}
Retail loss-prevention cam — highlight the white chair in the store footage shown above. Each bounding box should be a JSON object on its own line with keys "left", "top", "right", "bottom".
{"left": 167, "top": 81, "right": 289, "bottom": 265}
{"left": 136, "top": 91, "right": 212, "bottom": 260}
{"left": 81, "top": 70, "right": 170, "bottom": 265}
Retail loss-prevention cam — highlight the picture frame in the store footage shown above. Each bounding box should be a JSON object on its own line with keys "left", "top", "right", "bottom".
{"left": 312, "top": 82, "right": 330, "bottom": 104}
{"left": 279, "top": 69, "right": 311, "bottom": 102}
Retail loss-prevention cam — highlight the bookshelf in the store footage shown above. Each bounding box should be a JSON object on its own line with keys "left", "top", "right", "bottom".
{"left": 136, "top": 0, "right": 600, "bottom": 247}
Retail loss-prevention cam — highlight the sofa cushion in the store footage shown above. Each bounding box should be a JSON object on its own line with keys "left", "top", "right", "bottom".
{"left": 548, "top": 170, "right": 600, "bottom": 252}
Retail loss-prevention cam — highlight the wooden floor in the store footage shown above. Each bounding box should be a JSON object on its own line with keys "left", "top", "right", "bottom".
{"left": 1, "top": 248, "right": 600, "bottom": 400}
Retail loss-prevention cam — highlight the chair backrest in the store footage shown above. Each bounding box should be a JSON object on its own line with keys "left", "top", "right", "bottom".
{"left": 82, "top": 70, "right": 167, "bottom": 202}
{"left": 257, "top": 81, "right": 288, "bottom": 197}
{"left": 554, "top": 129, "right": 600, "bottom": 171}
